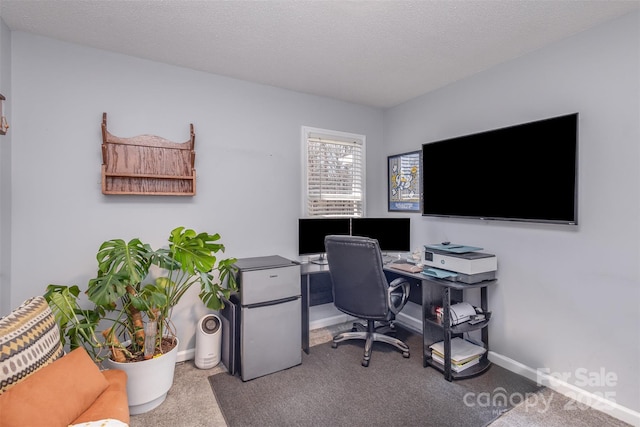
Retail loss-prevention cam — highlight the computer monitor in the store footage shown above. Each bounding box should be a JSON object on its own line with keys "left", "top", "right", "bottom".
{"left": 298, "top": 218, "right": 351, "bottom": 264}
{"left": 350, "top": 218, "right": 411, "bottom": 254}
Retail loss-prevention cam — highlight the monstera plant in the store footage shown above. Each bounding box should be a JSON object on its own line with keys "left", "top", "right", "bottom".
{"left": 45, "top": 226, "right": 238, "bottom": 364}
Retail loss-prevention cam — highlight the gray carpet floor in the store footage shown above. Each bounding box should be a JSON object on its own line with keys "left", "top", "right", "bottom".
{"left": 209, "top": 327, "right": 542, "bottom": 427}
{"left": 130, "top": 322, "right": 631, "bottom": 427}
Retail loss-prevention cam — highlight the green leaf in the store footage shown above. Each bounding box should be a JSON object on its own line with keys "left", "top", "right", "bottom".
{"left": 166, "top": 227, "right": 225, "bottom": 275}
{"left": 140, "top": 284, "right": 169, "bottom": 310}
{"left": 47, "top": 226, "right": 237, "bottom": 363}
{"left": 95, "top": 238, "right": 152, "bottom": 286}
{"left": 87, "top": 272, "right": 129, "bottom": 307}
{"left": 44, "top": 284, "right": 103, "bottom": 360}
{"left": 44, "top": 284, "right": 80, "bottom": 342}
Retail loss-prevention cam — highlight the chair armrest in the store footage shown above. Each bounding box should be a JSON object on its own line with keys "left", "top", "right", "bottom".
{"left": 387, "top": 277, "right": 410, "bottom": 315}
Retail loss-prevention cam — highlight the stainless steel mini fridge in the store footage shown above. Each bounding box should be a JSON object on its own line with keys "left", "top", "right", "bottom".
{"left": 233, "top": 255, "right": 302, "bottom": 381}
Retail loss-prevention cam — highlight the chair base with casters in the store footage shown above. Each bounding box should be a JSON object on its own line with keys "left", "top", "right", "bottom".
{"left": 324, "top": 235, "right": 412, "bottom": 367}
{"left": 332, "top": 319, "right": 410, "bottom": 367}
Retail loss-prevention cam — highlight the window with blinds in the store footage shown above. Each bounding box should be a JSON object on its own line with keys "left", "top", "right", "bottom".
{"left": 302, "top": 127, "right": 365, "bottom": 217}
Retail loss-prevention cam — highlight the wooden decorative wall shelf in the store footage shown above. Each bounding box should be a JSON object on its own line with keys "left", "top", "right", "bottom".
{"left": 101, "top": 113, "right": 196, "bottom": 196}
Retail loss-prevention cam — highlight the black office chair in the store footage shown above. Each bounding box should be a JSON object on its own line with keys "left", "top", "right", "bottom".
{"left": 324, "top": 235, "right": 410, "bottom": 367}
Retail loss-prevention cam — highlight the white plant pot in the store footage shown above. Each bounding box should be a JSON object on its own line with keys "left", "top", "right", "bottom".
{"left": 103, "top": 338, "right": 179, "bottom": 415}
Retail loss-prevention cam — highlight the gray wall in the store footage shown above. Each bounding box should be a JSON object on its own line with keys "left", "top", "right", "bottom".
{"left": 5, "top": 30, "right": 383, "bottom": 354}
{"left": 382, "top": 11, "right": 639, "bottom": 412}
{"left": 2, "top": 9, "right": 638, "bottom": 417}
{"left": 0, "top": 19, "right": 11, "bottom": 316}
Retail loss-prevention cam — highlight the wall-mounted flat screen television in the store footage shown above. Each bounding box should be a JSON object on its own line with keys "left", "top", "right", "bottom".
{"left": 421, "top": 113, "right": 578, "bottom": 225}
{"left": 298, "top": 218, "right": 351, "bottom": 264}
{"left": 350, "top": 218, "right": 411, "bottom": 252}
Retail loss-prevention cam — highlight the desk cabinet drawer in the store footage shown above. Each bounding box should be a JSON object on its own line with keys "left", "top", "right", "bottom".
{"left": 309, "top": 274, "right": 333, "bottom": 306}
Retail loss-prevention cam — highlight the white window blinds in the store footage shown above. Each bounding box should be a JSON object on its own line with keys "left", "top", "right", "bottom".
{"left": 303, "top": 128, "right": 365, "bottom": 217}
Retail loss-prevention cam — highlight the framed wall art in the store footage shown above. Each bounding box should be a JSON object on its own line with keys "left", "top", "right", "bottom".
{"left": 388, "top": 150, "right": 421, "bottom": 212}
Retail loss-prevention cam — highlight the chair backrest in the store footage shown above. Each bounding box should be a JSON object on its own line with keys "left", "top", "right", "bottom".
{"left": 324, "top": 235, "right": 390, "bottom": 320}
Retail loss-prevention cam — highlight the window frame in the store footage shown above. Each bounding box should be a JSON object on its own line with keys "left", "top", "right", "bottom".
{"left": 301, "top": 126, "right": 366, "bottom": 218}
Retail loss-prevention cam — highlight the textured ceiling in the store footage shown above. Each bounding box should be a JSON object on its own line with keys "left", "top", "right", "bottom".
{"left": 1, "top": 0, "right": 638, "bottom": 108}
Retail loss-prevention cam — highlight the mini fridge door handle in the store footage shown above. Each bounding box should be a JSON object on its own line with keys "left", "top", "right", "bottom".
{"left": 244, "top": 295, "right": 300, "bottom": 309}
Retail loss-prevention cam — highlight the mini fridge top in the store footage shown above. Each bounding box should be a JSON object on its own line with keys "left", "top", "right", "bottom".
{"left": 233, "top": 255, "right": 301, "bottom": 306}
{"left": 233, "top": 255, "right": 296, "bottom": 271}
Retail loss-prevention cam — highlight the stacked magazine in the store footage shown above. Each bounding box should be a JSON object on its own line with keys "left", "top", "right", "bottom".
{"left": 429, "top": 337, "right": 486, "bottom": 373}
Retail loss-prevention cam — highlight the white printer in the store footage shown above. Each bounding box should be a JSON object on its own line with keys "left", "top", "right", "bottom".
{"left": 423, "top": 243, "right": 497, "bottom": 284}
{"left": 448, "top": 302, "right": 478, "bottom": 326}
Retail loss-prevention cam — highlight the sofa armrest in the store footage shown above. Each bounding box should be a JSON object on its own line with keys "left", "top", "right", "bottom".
{"left": 72, "top": 369, "right": 130, "bottom": 425}
{"left": 0, "top": 348, "right": 109, "bottom": 427}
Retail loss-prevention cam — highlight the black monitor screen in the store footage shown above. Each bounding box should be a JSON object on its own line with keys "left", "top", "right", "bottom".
{"left": 350, "top": 218, "right": 411, "bottom": 252}
{"left": 298, "top": 218, "right": 351, "bottom": 256}
{"left": 421, "top": 113, "right": 578, "bottom": 224}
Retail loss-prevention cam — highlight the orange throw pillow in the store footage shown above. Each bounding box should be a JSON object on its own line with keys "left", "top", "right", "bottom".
{"left": 0, "top": 347, "right": 109, "bottom": 427}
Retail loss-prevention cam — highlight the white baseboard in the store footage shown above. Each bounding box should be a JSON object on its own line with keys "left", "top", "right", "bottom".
{"left": 309, "top": 303, "right": 354, "bottom": 330}
{"left": 396, "top": 301, "right": 422, "bottom": 334}
{"left": 489, "top": 351, "right": 640, "bottom": 426}
{"left": 177, "top": 348, "right": 195, "bottom": 363}
{"left": 309, "top": 301, "right": 424, "bottom": 332}
{"left": 176, "top": 306, "right": 639, "bottom": 426}
{"left": 389, "top": 303, "right": 640, "bottom": 426}
{"left": 310, "top": 313, "right": 353, "bottom": 330}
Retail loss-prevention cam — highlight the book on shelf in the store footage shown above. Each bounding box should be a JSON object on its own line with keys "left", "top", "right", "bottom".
{"left": 431, "top": 353, "right": 481, "bottom": 372}
{"left": 430, "top": 348, "right": 481, "bottom": 366}
{"left": 429, "top": 337, "right": 486, "bottom": 363}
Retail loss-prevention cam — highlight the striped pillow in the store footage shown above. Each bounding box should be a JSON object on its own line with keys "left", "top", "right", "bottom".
{"left": 0, "top": 296, "right": 65, "bottom": 394}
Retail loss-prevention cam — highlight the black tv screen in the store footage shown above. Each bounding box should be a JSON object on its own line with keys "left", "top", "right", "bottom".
{"left": 350, "top": 218, "right": 411, "bottom": 252}
{"left": 298, "top": 218, "right": 351, "bottom": 256}
{"left": 421, "top": 113, "right": 578, "bottom": 225}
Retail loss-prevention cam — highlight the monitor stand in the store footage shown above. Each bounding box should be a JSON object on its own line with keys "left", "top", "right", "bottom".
{"left": 309, "top": 254, "right": 328, "bottom": 265}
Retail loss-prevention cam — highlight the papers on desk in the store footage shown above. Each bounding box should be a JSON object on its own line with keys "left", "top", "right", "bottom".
{"left": 421, "top": 267, "right": 458, "bottom": 279}
{"left": 429, "top": 338, "right": 486, "bottom": 372}
{"left": 389, "top": 263, "right": 423, "bottom": 273}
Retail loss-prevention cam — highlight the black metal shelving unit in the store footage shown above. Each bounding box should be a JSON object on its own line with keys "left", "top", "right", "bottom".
{"left": 421, "top": 276, "right": 497, "bottom": 381}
